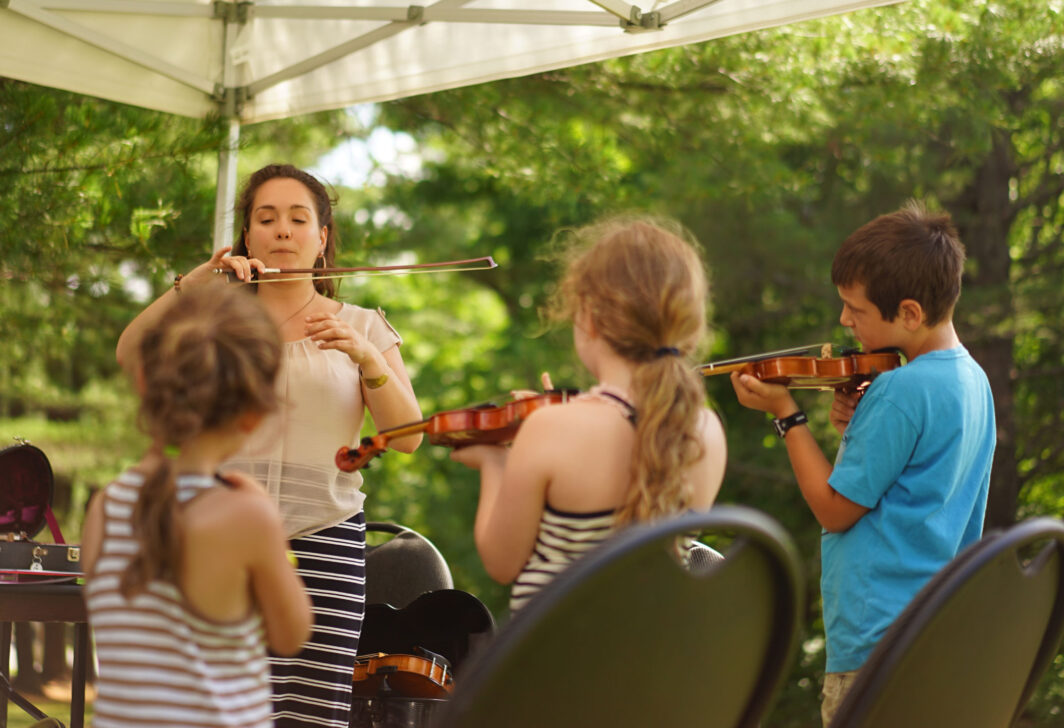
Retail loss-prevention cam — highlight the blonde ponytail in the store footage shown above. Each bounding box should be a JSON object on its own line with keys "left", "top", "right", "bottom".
{"left": 551, "top": 216, "right": 711, "bottom": 526}
{"left": 121, "top": 285, "right": 281, "bottom": 596}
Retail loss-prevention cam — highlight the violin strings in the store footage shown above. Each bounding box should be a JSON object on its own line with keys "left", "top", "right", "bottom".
{"left": 699, "top": 342, "right": 830, "bottom": 371}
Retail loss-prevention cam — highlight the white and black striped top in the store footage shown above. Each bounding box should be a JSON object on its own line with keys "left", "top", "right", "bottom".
{"left": 85, "top": 471, "right": 272, "bottom": 728}
{"left": 509, "top": 504, "right": 617, "bottom": 612}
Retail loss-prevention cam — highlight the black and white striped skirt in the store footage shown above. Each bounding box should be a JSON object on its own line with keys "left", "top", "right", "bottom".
{"left": 271, "top": 512, "right": 366, "bottom": 728}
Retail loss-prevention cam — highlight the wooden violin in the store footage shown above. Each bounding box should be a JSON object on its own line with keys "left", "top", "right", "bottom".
{"left": 335, "top": 389, "right": 579, "bottom": 472}
{"left": 699, "top": 343, "right": 902, "bottom": 392}
{"left": 351, "top": 651, "right": 454, "bottom": 699}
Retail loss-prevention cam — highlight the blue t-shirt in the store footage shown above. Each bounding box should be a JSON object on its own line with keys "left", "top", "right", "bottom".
{"left": 821, "top": 345, "right": 995, "bottom": 672}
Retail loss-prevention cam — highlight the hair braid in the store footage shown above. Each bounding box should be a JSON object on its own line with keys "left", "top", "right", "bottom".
{"left": 121, "top": 284, "right": 281, "bottom": 596}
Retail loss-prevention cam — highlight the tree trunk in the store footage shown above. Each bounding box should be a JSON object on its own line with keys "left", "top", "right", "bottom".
{"left": 41, "top": 624, "right": 69, "bottom": 683}
{"left": 949, "top": 128, "right": 1018, "bottom": 530}
{"left": 11, "top": 623, "right": 42, "bottom": 695}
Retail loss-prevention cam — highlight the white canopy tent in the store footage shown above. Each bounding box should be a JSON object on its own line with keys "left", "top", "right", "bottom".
{"left": 1, "top": 0, "right": 902, "bottom": 247}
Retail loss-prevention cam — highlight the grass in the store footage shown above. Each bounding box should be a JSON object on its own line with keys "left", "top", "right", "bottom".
{"left": 4, "top": 688, "right": 93, "bottom": 728}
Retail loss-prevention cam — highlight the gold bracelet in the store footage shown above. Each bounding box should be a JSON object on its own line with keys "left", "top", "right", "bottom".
{"left": 363, "top": 373, "right": 389, "bottom": 389}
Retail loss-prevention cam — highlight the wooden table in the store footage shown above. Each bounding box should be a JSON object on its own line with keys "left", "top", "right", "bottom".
{"left": 0, "top": 582, "right": 88, "bottom": 728}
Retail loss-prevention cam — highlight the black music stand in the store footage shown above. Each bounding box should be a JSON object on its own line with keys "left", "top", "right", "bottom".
{"left": 0, "top": 582, "right": 88, "bottom": 728}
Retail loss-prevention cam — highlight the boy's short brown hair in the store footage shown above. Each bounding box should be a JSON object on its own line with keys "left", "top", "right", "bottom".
{"left": 831, "top": 200, "right": 965, "bottom": 326}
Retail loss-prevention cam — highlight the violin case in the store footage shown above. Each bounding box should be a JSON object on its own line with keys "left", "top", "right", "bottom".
{"left": 350, "top": 589, "right": 495, "bottom": 728}
{"left": 0, "top": 441, "right": 81, "bottom": 582}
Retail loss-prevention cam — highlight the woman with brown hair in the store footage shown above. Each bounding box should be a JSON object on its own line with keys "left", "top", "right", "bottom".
{"left": 116, "top": 164, "right": 422, "bottom": 727}
{"left": 451, "top": 215, "right": 727, "bottom": 612}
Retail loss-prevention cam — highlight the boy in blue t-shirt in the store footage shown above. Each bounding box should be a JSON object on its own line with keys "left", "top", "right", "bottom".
{"left": 731, "top": 201, "right": 996, "bottom": 727}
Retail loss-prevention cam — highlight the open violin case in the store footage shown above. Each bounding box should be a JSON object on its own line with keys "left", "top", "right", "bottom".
{"left": 350, "top": 589, "right": 495, "bottom": 728}
{"left": 0, "top": 439, "right": 79, "bottom": 728}
{"left": 0, "top": 440, "right": 81, "bottom": 582}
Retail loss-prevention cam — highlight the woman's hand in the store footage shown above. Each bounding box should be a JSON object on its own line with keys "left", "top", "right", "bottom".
{"left": 304, "top": 312, "right": 377, "bottom": 366}
{"left": 183, "top": 246, "right": 269, "bottom": 287}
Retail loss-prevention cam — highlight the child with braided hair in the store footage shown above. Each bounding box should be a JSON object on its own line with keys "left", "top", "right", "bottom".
{"left": 451, "top": 216, "right": 728, "bottom": 612}
{"left": 83, "top": 284, "right": 312, "bottom": 728}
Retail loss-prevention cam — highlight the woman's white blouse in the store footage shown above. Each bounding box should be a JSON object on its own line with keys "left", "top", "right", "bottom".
{"left": 225, "top": 303, "right": 402, "bottom": 538}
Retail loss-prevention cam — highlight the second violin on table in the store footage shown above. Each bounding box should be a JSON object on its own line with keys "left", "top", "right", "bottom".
{"left": 335, "top": 390, "right": 579, "bottom": 472}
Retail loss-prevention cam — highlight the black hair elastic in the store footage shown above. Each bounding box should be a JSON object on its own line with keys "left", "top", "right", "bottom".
{"left": 654, "top": 347, "right": 682, "bottom": 358}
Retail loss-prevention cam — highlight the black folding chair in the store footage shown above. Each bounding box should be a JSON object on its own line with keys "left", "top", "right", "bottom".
{"left": 365, "top": 522, "right": 454, "bottom": 609}
{"left": 432, "top": 505, "right": 804, "bottom": 728}
{"left": 829, "top": 516, "right": 1064, "bottom": 728}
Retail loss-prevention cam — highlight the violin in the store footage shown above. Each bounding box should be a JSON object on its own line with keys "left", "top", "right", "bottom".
{"left": 699, "top": 343, "right": 902, "bottom": 393}
{"left": 336, "top": 389, "right": 579, "bottom": 472}
{"left": 351, "top": 651, "right": 454, "bottom": 699}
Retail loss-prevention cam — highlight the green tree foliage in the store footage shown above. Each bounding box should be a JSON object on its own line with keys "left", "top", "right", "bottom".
{"left": 3, "top": 0, "right": 1064, "bottom": 723}
{"left": 1, "top": 79, "right": 219, "bottom": 416}
{"left": 0, "top": 80, "right": 360, "bottom": 525}
{"left": 366, "top": 0, "right": 1064, "bottom": 722}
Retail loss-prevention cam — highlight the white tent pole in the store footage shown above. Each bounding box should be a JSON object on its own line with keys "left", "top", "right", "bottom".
{"left": 213, "top": 117, "right": 240, "bottom": 252}
{"left": 212, "top": 4, "right": 246, "bottom": 252}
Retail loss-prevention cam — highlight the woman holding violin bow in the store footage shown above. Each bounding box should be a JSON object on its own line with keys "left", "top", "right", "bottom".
{"left": 117, "top": 163, "right": 423, "bottom": 728}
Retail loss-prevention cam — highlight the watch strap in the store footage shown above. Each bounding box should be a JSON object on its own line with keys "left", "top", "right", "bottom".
{"left": 773, "top": 410, "right": 808, "bottom": 438}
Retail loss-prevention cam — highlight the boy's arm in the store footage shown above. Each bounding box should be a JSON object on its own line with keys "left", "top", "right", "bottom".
{"left": 777, "top": 417, "right": 870, "bottom": 532}
{"left": 730, "top": 372, "right": 869, "bottom": 532}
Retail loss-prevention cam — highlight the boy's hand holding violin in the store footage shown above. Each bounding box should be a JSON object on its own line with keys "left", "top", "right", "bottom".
{"left": 729, "top": 371, "right": 797, "bottom": 420}
{"left": 730, "top": 368, "right": 861, "bottom": 436}
{"left": 829, "top": 390, "right": 861, "bottom": 435}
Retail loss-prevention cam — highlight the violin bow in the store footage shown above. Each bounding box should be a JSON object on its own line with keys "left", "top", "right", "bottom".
{"left": 698, "top": 343, "right": 832, "bottom": 376}
{"left": 213, "top": 255, "right": 497, "bottom": 282}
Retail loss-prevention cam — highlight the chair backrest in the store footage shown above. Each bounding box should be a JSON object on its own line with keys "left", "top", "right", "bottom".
{"left": 432, "top": 505, "right": 804, "bottom": 728}
{"left": 365, "top": 521, "right": 454, "bottom": 609}
{"left": 829, "top": 516, "right": 1064, "bottom": 728}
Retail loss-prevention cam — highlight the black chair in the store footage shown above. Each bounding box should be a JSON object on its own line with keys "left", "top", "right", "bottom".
{"left": 431, "top": 505, "right": 804, "bottom": 728}
{"left": 688, "top": 540, "right": 726, "bottom": 570}
{"left": 365, "top": 522, "right": 454, "bottom": 609}
{"left": 829, "top": 516, "right": 1064, "bottom": 728}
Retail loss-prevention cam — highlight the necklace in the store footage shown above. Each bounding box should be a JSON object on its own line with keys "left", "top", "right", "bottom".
{"left": 278, "top": 289, "right": 317, "bottom": 328}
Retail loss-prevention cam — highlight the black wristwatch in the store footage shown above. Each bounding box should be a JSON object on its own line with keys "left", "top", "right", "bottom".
{"left": 772, "top": 411, "right": 808, "bottom": 439}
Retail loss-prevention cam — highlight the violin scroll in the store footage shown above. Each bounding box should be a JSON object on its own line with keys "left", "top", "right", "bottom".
{"left": 336, "top": 441, "right": 384, "bottom": 473}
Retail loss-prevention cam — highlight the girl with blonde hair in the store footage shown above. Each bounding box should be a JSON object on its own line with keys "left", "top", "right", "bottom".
{"left": 452, "top": 216, "right": 727, "bottom": 611}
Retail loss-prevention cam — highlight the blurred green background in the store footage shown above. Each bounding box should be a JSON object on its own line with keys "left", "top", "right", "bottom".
{"left": 3, "top": 1, "right": 1064, "bottom": 724}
